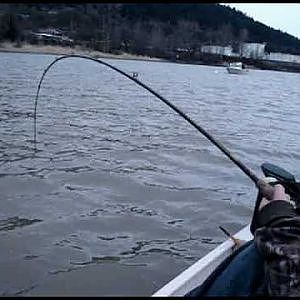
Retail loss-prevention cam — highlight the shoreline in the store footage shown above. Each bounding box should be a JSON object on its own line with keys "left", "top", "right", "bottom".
{"left": 0, "top": 43, "right": 228, "bottom": 70}
{"left": 1, "top": 42, "right": 300, "bottom": 74}
{"left": 0, "top": 42, "right": 165, "bottom": 63}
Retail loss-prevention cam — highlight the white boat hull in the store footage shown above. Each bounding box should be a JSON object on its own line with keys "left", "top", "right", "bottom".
{"left": 226, "top": 67, "right": 247, "bottom": 74}
{"left": 152, "top": 225, "right": 252, "bottom": 297}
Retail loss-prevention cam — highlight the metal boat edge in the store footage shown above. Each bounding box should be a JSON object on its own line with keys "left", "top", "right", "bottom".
{"left": 152, "top": 224, "right": 252, "bottom": 297}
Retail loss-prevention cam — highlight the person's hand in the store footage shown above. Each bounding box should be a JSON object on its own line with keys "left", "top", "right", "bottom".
{"left": 259, "top": 184, "right": 290, "bottom": 211}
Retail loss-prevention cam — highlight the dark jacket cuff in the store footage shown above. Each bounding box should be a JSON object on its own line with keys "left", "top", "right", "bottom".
{"left": 257, "top": 200, "right": 297, "bottom": 228}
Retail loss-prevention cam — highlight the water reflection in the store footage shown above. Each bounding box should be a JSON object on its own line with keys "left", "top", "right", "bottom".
{"left": 0, "top": 216, "right": 42, "bottom": 232}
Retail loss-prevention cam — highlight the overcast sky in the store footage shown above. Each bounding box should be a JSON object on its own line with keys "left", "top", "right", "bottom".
{"left": 221, "top": 3, "right": 300, "bottom": 39}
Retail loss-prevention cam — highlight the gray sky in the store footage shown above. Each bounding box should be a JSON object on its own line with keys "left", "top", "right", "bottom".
{"left": 221, "top": 3, "right": 300, "bottom": 39}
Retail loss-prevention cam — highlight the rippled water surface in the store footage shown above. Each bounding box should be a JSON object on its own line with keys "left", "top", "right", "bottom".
{"left": 1, "top": 52, "right": 299, "bottom": 296}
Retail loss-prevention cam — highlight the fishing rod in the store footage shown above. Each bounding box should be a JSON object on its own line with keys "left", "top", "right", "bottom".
{"left": 33, "top": 54, "right": 273, "bottom": 198}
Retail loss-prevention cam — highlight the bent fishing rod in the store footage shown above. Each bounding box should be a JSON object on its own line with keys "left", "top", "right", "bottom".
{"left": 33, "top": 54, "right": 273, "bottom": 198}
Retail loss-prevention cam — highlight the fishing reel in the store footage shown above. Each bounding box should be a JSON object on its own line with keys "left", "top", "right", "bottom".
{"left": 250, "top": 162, "right": 300, "bottom": 234}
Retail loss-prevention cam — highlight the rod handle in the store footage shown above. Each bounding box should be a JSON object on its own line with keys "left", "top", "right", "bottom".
{"left": 256, "top": 179, "right": 275, "bottom": 200}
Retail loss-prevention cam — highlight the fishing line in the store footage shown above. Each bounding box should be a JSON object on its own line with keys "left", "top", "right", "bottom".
{"left": 33, "top": 54, "right": 272, "bottom": 195}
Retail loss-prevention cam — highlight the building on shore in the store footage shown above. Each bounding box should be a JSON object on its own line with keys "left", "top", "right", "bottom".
{"left": 200, "top": 45, "right": 238, "bottom": 57}
{"left": 200, "top": 42, "right": 300, "bottom": 65}
{"left": 28, "top": 28, "right": 74, "bottom": 46}
{"left": 263, "top": 52, "right": 300, "bottom": 64}
{"left": 240, "top": 42, "right": 266, "bottom": 59}
{"left": 201, "top": 42, "right": 266, "bottom": 59}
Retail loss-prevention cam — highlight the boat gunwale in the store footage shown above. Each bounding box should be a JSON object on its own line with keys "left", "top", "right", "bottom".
{"left": 152, "top": 224, "right": 252, "bottom": 297}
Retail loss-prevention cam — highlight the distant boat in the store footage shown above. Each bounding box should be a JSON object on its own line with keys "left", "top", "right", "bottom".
{"left": 226, "top": 62, "right": 248, "bottom": 74}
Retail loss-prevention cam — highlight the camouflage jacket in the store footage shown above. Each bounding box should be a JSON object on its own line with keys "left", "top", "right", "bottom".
{"left": 254, "top": 200, "right": 300, "bottom": 296}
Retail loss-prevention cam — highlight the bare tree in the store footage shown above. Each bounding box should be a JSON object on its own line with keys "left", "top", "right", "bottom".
{"left": 148, "top": 21, "right": 166, "bottom": 55}
{"left": 239, "top": 28, "right": 249, "bottom": 43}
{"left": 219, "top": 23, "right": 234, "bottom": 45}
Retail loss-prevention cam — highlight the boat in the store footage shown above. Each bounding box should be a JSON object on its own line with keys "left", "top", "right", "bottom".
{"left": 152, "top": 225, "right": 252, "bottom": 296}
{"left": 152, "top": 162, "right": 297, "bottom": 297}
{"left": 226, "top": 62, "right": 247, "bottom": 74}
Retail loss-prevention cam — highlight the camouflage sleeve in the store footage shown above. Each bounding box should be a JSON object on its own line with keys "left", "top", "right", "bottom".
{"left": 254, "top": 215, "right": 300, "bottom": 296}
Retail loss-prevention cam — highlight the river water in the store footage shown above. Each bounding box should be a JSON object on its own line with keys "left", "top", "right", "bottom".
{"left": 0, "top": 52, "right": 299, "bottom": 296}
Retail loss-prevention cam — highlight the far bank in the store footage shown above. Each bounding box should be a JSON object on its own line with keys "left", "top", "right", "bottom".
{"left": 0, "top": 42, "right": 165, "bottom": 63}
{"left": 1, "top": 42, "right": 300, "bottom": 74}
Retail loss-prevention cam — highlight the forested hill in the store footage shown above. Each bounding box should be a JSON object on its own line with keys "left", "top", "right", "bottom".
{"left": 1, "top": 3, "right": 300, "bottom": 56}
